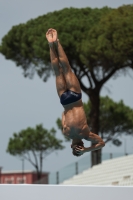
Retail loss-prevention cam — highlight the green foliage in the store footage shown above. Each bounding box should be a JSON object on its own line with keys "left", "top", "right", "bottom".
{"left": 81, "top": 5, "right": 133, "bottom": 72}
{"left": 7, "top": 124, "right": 64, "bottom": 178}
{"left": 7, "top": 124, "right": 64, "bottom": 156}
{"left": 0, "top": 5, "right": 133, "bottom": 82}
{"left": 56, "top": 118, "right": 62, "bottom": 131}
{"left": 83, "top": 96, "right": 133, "bottom": 145}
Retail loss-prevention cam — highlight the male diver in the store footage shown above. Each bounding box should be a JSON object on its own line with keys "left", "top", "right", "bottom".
{"left": 46, "top": 28, "right": 105, "bottom": 156}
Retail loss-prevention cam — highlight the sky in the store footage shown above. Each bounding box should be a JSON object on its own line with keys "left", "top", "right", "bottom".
{"left": 0, "top": 0, "right": 133, "bottom": 174}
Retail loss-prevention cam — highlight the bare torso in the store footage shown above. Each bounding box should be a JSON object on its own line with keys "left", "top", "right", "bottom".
{"left": 62, "top": 100, "right": 89, "bottom": 139}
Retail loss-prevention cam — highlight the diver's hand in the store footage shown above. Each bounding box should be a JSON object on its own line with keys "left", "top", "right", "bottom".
{"left": 75, "top": 146, "right": 86, "bottom": 155}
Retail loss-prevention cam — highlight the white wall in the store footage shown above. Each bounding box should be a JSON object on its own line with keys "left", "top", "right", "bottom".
{"left": 0, "top": 185, "right": 133, "bottom": 200}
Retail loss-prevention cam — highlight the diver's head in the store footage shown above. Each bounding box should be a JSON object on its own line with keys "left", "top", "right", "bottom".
{"left": 71, "top": 140, "right": 84, "bottom": 157}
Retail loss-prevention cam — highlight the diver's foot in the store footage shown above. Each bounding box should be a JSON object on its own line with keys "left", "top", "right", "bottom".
{"left": 52, "top": 29, "right": 58, "bottom": 42}
{"left": 46, "top": 28, "right": 53, "bottom": 43}
{"left": 52, "top": 28, "right": 59, "bottom": 51}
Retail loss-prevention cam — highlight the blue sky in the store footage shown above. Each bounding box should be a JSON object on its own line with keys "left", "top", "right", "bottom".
{"left": 0, "top": 0, "right": 133, "bottom": 173}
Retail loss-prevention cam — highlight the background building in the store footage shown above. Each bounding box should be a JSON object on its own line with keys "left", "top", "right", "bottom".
{"left": 0, "top": 171, "right": 48, "bottom": 184}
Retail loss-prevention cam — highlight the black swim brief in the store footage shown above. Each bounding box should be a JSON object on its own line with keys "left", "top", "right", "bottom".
{"left": 60, "top": 90, "right": 82, "bottom": 105}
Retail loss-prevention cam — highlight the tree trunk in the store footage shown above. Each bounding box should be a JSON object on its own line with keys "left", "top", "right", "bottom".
{"left": 35, "top": 165, "right": 41, "bottom": 184}
{"left": 37, "top": 171, "right": 41, "bottom": 183}
{"left": 91, "top": 149, "right": 101, "bottom": 167}
{"left": 89, "top": 88, "right": 101, "bottom": 166}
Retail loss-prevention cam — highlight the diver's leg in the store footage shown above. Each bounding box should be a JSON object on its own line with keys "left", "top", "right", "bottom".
{"left": 52, "top": 29, "right": 81, "bottom": 93}
{"left": 46, "top": 29, "right": 67, "bottom": 97}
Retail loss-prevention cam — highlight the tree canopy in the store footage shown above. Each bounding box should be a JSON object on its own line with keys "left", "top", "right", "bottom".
{"left": 0, "top": 5, "right": 133, "bottom": 82}
{"left": 6, "top": 124, "right": 64, "bottom": 180}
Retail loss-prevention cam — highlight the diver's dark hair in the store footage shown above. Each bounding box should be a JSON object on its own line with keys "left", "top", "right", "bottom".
{"left": 71, "top": 141, "right": 84, "bottom": 157}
